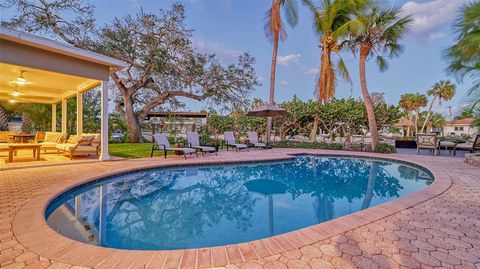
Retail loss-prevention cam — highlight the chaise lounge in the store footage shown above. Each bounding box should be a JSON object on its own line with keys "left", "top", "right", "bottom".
{"left": 187, "top": 132, "right": 217, "bottom": 156}
{"left": 247, "top": 131, "right": 266, "bottom": 149}
{"left": 224, "top": 131, "right": 248, "bottom": 151}
{"left": 454, "top": 134, "right": 480, "bottom": 155}
{"left": 151, "top": 133, "right": 198, "bottom": 159}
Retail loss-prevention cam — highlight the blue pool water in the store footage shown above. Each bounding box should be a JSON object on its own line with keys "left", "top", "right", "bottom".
{"left": 46, "top": 155, "right": 433, "bottom": 250}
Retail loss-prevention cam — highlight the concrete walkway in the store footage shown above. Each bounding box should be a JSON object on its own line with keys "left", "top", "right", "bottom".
{"left": 0, "top": 149, "right": 479, "bottom": 269}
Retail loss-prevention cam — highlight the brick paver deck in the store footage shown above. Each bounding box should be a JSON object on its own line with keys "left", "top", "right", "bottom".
{"left": 0, "top": 149, "right": 479, "bottom": 269}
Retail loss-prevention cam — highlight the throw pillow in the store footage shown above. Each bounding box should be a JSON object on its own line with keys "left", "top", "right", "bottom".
{"left": 78, "top": 136, "right": 95, "bottom": 146}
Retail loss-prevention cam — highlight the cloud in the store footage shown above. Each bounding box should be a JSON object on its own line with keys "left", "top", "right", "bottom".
{"left": 193, "top": 39, "right": 242, "bottom": 63}
{"left": 400, "top": 0, "right": 464, "bottom": 42}
{"left": 280, "top": 80, "right": 289, "bottom": 86}
{"left": 277, "top": 54, "right": 301, "bottom": 66}
{"left": 304, "top": 68, "right": 319, "bottom": 76}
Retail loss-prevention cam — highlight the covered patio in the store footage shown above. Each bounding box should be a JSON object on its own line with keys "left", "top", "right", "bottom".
{"left": 0, "top": 27, "right": 125, "bottom": 166}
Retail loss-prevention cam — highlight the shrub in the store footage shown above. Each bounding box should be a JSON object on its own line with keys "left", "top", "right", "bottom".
{"left": 271, "top": 140, "right": 344, "bottom": 150}
{"left": 374, "top": 143, "right": 396, "bottom": 153}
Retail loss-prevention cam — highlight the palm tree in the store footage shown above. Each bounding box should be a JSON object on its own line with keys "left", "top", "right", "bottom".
{"left": 264, "top": 0, "right": 299, "bottom": 143}
{"left": 349, "top": 7, "right": 411, "bottom": 150}
{"left": 421, "top": 80, "right": 456, "bottom": 133}
{"left": 445, "top": 1, "right": 480, "bottom": 103}
{"left": 398, "top": 93, "right": 415, "bottom": 137}
{"left": 303, "top": 0, "right": 367, "bottom": 141}
{"left": 412, "top": 93, "right": 427, "bottom": 134}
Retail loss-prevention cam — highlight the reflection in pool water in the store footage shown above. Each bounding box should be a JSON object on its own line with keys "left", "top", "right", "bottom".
{"left": 46, "top": 156, "right": 433, "bottom": 250}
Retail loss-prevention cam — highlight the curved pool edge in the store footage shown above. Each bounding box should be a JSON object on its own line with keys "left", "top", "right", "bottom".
{"left": 12, "top": 150, "right": 453, "bottom": 268}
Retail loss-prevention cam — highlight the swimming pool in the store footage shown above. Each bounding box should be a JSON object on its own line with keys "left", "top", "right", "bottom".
{"left": 46, "top": 155, "right": 433, "bottom": 250}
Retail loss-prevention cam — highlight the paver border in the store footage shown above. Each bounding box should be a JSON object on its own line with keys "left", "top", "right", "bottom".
{"left": 12, "top": 151, "right": 453, "bottom": 268}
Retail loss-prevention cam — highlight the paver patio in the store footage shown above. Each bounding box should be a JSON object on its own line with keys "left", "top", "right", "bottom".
{"left": 0, "top": 149, "right": 479, "bottom": 269}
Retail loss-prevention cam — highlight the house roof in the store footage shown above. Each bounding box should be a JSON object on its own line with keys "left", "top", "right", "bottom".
{"left": 0, "top": 27, "right": 126, "bottom": 69}
{"left": 446, "top": 118, "right": 475, "bottom": 125}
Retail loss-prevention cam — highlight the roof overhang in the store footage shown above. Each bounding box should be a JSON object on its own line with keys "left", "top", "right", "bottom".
{"left": 0, "top": 27, "right": 126, "bottom": 104}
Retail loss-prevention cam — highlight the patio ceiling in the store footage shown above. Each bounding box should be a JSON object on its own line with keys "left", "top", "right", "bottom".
{"left": 0, "top": 62, "right": 100, "bottom": 104}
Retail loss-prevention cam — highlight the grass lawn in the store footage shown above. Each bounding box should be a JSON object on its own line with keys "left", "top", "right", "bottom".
{"left": 109, "top": 143, "right": 171, "bottom": 159}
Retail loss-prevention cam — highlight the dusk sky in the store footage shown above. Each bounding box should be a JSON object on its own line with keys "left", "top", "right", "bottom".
{"left": 1, "top": 0, "right": 473, "bottom": 118}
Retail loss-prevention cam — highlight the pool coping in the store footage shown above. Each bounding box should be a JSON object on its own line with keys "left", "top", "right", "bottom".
{"left": 12, "top": 150, "right": 453, "bottom": 268}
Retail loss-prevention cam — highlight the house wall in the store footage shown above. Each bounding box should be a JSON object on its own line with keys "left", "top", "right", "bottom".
{"left": 443, "top": 124, "right": 476, "bottom": 136}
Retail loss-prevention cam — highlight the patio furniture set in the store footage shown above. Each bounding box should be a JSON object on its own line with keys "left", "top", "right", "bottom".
{"left": 0, "top": 131, "right": 101, "bottom": 163}
{"left": 151, "top": 131, "right": 267, "bottom": 159}
{"left": 416, "top": 133, "right": 480, "bottom": 155}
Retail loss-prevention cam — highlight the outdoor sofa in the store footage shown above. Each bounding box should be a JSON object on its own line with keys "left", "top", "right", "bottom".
{"left": 56, "top": 133, "right": 101, "bottom": 159}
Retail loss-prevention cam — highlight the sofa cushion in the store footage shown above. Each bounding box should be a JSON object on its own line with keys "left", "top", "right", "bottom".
{"left": 44, "top": 132, "right": 67, "bottom": 143}
{"left": 40, "top": 142, "right": 58, "bottom": 148}
{"left": 82, "top": 133, "right": 100, "bottom": 147}
{"left": 56, "top": 143, "right": 76, "bottom": 151}
{"left": 67, "top": 135, "right": 82, "bottom": 144}
{"left": 78, "top": 135, "right": 95, "bottom": 146}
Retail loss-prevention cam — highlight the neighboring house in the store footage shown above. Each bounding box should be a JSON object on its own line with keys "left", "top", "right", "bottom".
{"left": 442, "top": 118, "right": 476, "bottom": 136}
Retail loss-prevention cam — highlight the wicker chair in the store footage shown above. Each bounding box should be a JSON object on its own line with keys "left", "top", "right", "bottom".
{"left": 416, "top": 133, "right": 440, "bottom": 155}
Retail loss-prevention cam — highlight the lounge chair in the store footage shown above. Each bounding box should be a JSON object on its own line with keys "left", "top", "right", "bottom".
{"left": 224, "top": 131, "right": 248, "bottom": 151}
{"left": 151, "top": 134, "right": 197, "bottom": 159}
{"left": 416, "top": 133, "right": 439, "bottom": 155}
{"left": 454, "top": 134, "right": 480, "bottom": 155}
{"left": 247, "top": 131, "right": 266, "bottom": 149}
{"left": 187, "top": 132, "right": 217, "bottom": 156}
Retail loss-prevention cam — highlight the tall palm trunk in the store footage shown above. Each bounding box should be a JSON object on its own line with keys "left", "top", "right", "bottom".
{"left": 421, "top": 95, "right": 437, "bottom": 133}
{"left": 0, "top": 104, "right": 9, "bottom": 131}
{"left": 359, "top": 44, "right": 379, "bottom": 151}
{"left": 414, "top": 108, "right": 419, "bottom": 134}
{"left": 310, "top": 45, "right": 332, "bottom": 142}
{"left": 266, "top": 0, "right": 281, "bottom": 144}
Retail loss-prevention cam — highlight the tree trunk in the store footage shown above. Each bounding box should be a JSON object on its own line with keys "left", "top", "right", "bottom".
{"left": 266, "top": 7, "right": 281, "bottom": 144}
{"left": 421, "top": 95, "right": 437, "bottom": 133}
{"left": 359, "top": 44, "right": 379, "bottom": 151}
{"left": 123, "top": 94, "right": 142, "bottom": 143}
{"left": 0, "top": 104, "right": 8, "bottom": 131}
{"left": 311, "top": 46, "right": 332, "bottom": 142}
{"left": 414, "top": 109, "right": 419, "bottom": 135}
{"left": 310, "top": 118, "right": 319, "bottom": 142}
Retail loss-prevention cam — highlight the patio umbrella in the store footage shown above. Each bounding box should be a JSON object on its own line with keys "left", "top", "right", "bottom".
{"left": 244, "top": 175, "right": 287, "bottom": 236}
{"left": 246, "top": 104, "right": 288, "bottom": 143}
{"left": 246, "top": 104, "right": 289, "bottom": 117}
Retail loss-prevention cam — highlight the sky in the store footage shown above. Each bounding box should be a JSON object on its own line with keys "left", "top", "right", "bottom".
{"left": 1, "top": 0, "right": 474, "bottom": 118}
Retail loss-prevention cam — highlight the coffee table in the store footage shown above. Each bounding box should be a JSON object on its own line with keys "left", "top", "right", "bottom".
{"left": 8, "top": 144, "right": 42, "bottom": 163}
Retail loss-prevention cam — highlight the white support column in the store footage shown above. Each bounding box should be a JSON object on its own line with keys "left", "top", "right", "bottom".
{"left": 76, "top": 92, "right": 83, "bottom": 135}
{"left": 61, "top": 98, "right": 67, "bottom": 133}
{"left": 51, "top": 104, "right": 57, "bottom": 132}
{"left": 99, "top": 81, "right": 110, "bottom": 160}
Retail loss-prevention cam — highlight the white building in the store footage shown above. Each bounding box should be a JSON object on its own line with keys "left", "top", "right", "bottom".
{"left": 442, "top": 118, "right": 477, "bottom": 136}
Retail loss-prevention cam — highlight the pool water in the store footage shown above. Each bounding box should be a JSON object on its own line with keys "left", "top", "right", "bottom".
{"left": 46, "top": 155, "right": 433, "bottom": 250}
